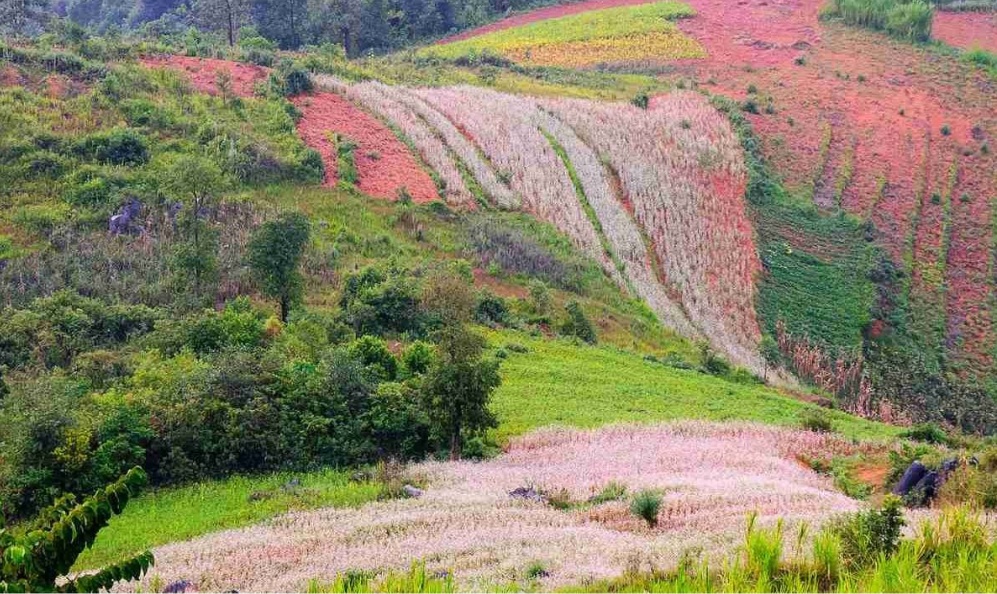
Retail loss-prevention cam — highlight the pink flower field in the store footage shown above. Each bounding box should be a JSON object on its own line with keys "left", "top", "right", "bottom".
{"left": 120, "top": 423, "right": 863, "bottom": 592}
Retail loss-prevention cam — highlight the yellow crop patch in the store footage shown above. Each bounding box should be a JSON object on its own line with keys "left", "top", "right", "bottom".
{"left": 503, "top": 30, "right": 706, "bottom": 68}
{"left": 423, "top": 1, "right": 706, "bottom": 68}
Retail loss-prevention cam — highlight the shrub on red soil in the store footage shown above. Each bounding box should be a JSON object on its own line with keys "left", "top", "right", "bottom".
{"left": 140, "top": 56, "right": 269, "bottom": 97}
{"left": 291, "top": 92, "right": 439, "bottom": 202}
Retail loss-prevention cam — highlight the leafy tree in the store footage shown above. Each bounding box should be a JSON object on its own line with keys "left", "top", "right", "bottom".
{"left": 422, "top": 325, "right": 500, "bottom": 460}
{"left": 194, "top": 0, "right": 250, "bottom": 45}
{"left": 0, "top": 0, "right": 50, "bottom": 36}
{"left": 760, "top": 335, "right": 781, "bottom": 381}
{"left": 561, "top": 301, "right": 596, "bottom": 344}
{"left": 0, "top": 467, "right": 153, "bottom": 592}
{"left": 247, "top": 212, "right": 310, "bottom": 322}
{"left": 348, "top": 335, "right": 398, "bottom": 381}
{"left": 341, "top": 266, "right": 424, "bottom": 336}
{"left": 161, "top": 155, "right": 226, "bottom": 299}
{"left": 421, "top": 270, "right": 475, "bottom": 327}
{"left": 252, "top": 0, "right": 307, "bottom": 48}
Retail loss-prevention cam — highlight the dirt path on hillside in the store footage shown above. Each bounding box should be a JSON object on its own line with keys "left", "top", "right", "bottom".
{"left": 140, "top": 56, "right": 437, "bottom": 202}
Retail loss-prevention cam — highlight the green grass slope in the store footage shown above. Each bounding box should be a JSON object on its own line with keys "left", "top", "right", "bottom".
{"left": 76, "top": 470, "right": 379, "bottom": 570}
{"left": 490, "top": 331, "right": 899, "bottom": 442}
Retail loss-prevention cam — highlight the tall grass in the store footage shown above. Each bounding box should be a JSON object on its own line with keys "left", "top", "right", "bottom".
{"left": 586, "top": 505, "right": 997, "bottom": 592}
{"left": 825, "top": 0, "right": 935, "bottom": 42}
{"left": 307, "top": 563, "right": 455, "bottom": 593}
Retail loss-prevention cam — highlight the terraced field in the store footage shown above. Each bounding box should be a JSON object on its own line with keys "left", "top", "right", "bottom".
{"left": 313, "top": 74, "right": 768, "bottom": 374}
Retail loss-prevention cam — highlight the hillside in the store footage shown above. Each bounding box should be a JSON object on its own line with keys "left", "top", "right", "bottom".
{"left": 0, "top": 1, "right": 996, "bottom": 592}
{"left": 423, "top": 0, "right": 996, "bottom": 399}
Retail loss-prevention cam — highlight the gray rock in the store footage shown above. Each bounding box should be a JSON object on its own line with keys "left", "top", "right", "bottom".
{"left": 509, "top": 486, "right": 546, "bottom": 503}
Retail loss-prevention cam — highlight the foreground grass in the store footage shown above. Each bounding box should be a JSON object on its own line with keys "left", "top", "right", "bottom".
{"left": 490, "top": 331, "right": 900, "bottom": 443}
{"left": 75, "top": 470, "right": 379, "bottom": 571}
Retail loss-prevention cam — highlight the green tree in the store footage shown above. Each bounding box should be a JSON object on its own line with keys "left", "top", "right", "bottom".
{"left": 561, "top": 300, "right": 596, "bottom": 344}
{"left": 0, "top": 0, "right": 50, "bottom": 36}
{"left": 194, "top": 0, "right": 251, "bottom": 46}
{"left": 247, "top": 212, "right": 310, "bottom": 322}
{"left": 252, "top": 0, "right": 307, "bottom": 48}
{"left": 161, "top": 155, "right": 226, "bottom": 300}
{"left": 0, "top": 467, "right": 153, "bottom": 592}
{"left": 422, "top": 325, "right": 500, "bottom": 460}
{"left": 760, "top": 335, "right": 782, "bottom": 381}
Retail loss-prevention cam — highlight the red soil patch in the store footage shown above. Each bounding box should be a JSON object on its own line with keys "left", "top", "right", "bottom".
{"left": 140, "top": 55, "right": 269, "bottom": 97}
{"left": 141, "top": 55, "right": 438, "bottom": 203}
{"left": 291, "top": 92, "right": 439, "bottom": 202}
{"left": 933, "top": 11, "right": 997, "bottom": 53}
{"left": 438, "top": 0, "right": 658, "bottom": 43}
{"left": 656, "top": 0, "right": 994, "bottom": 374}
{"left": 854, "top": 462, "right": 890, "bottom": 491}
{"left": 0, "top": 65, "right": 23, "bottom": 87}
{"left": 44, "top": 75, "right": 72, "bottom": 99}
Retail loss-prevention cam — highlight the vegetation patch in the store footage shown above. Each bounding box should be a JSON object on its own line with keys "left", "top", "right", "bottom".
{"left": 422, "top": 2, "right": 705, "bottom": 68}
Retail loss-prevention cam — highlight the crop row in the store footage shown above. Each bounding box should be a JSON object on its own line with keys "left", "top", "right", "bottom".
{"left": 534, "top": 106, "right": 701, "bottom": 338}
{"left": 544, "top": 92, "right": 765, "bottom": 372}
{"left": 335, "top": 79, "right": 763, "bottom": 369}
{"left": 316, "top": 73, "right": 520, "bottom": 210}
{"left": 413, "top": 85, "right": 621, "bottom": 284}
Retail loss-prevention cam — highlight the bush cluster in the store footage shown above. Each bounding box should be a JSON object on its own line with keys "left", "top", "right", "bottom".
{"left": 0, "top": 294, "right": 500, "bottom": 520}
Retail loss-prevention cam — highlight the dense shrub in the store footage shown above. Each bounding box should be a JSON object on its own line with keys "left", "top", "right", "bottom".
{"left": 341, "top": 266, "right": 426, "bottom": 336}
{"left": 699, "top": 343, "right": 732, "bottom": 377}
{"left": 400, "top": 341, "right": 435, "bottom": 378}
{"left": 561, "top": 301, "right": 597, "bottom": 344}
{"left": 829, "top": 495, "right": 905, "bottom": 566}
{"left": 630, "top": 489, "right": 662, "bottom": 527}
{"left": 0, "top": 291, "right": 160, "bottom": 371}
{"left": 364, "top": 382, "right": 431, "bottom": 460}
{"left": 799, "top": 408, "right": 835, "bottom": 433}
{"left": 148, "top": 298, "right": 267, "bottom": 355}
{"left": 474, "top": 292, "right": 509, "bottom": 326}
{"left": 825, "top": 0, "right": 934, "bottom": 42}
{"left": 270, "top": 60, "right": 314, "bottom": 96}
{"left": 348, "top": 335, "right": 399, "bottom": 381}
{"left": 73, "top": 128, "right": 150, "bottom": 166}
{"left": 899, "top": 422, "right": 951, "bottom": 445}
